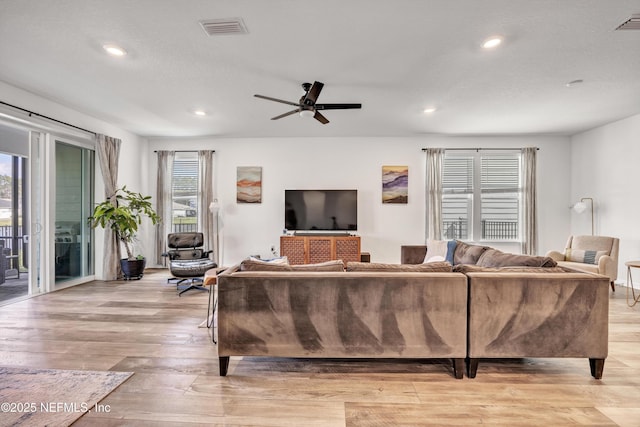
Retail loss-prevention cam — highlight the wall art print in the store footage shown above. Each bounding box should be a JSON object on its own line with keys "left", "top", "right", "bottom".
{"left": 237, "top": 166, "right": 262, "bottom": 203}
{"left": 382, "top": 165, "right": 408, "bottom": 204}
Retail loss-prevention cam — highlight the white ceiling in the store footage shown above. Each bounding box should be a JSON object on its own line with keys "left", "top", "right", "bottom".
{"left": 1, "top": 0, "right": 639, "bottom": 138}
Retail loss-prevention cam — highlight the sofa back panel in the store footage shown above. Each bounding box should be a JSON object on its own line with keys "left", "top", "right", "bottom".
{"left": 400, "top": 245, "right": 427, "bottom": 264}
{"left": 569, "top": 235, "right": 616, "bottom": 254}
{"left": 467, "top": 273, "right": 609, "bottom": 359}
{"left": 217, "top": 273, "right": 468, "bottom": 359}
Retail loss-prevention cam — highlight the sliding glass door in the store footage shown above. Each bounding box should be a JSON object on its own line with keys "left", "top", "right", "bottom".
{"left": 54, "top": 140, "right": 94, "bottom": 285}
{"left": 0, "top": 118, "right": 96, "bottom": 302}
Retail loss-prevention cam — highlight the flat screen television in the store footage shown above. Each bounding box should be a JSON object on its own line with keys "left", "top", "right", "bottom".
{"left": 285, "top": 189, "right": 357, "bottom": 232}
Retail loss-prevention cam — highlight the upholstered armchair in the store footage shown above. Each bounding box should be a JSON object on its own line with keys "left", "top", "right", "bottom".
{"left": 546, "top": 235, "right": 619, "bottom": 291}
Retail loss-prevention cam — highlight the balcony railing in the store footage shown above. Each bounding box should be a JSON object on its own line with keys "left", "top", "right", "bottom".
{"left": 443, "top": 219, "right": 468, "bottom": 240}
{"left": 172, "top": 223, "right": 198, "bottom": 233}
{"left": 482, "top": 220, "right": 518, "bottom": 240}
{"left": 442, "top": 219, "right": 518, "bottom": 240}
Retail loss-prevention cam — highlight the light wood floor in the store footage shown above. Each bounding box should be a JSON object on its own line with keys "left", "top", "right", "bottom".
{"left": 1, "top": 270, "right": 639, "bottom": 426}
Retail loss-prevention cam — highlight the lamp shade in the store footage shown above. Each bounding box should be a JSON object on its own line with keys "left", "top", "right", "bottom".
{"left": 573, "top": 201, "right": 587, "bottom": 214}
{"left": 209, "top": 199, "right": 220, "bottom": 214}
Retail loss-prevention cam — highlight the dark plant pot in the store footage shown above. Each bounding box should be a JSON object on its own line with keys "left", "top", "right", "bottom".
{"left": 120, "top": 258, "right": 146, "bottom": 280}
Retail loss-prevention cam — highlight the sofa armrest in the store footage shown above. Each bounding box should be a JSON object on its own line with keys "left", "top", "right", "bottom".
{"left": 545, "top": 250, "right": 565, "bottom": 262}
{"left": 597, "top": 255, "right": 617, "bottom": 282}
{"left": 401, "top": 245, "right": 427, "bottom": 264}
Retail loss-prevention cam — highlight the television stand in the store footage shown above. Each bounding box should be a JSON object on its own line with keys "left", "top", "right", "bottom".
{"left": 281, "top": 235, "right": 360, "bottom": 265}
{"left": 293, "top": 231, "right": 352, "bottom": 236}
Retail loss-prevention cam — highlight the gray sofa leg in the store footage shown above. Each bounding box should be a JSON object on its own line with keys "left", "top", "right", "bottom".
{"left": 467, "top": 358, "right": 479, "bottom": 378}
{"left": 452, "top": 358, "right": 464, "bottom": 379}
{"left": 589, "top": 358, "right": 605, "bottom": 379}
{"left": 219, "top": 356, "right": 230, "bottom": 376}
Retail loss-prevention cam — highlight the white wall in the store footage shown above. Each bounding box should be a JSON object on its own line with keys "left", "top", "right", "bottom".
{"left": 148, "top": 134, "right": 571, "bottom": 266}
{"left": 571, "top": 113, "right": 640, "bottom": 286}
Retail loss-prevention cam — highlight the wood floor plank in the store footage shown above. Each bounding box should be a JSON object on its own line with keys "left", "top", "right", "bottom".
{"left": 345, "top": 402, "right": 618, "bottom": 426}
{"left": 0, "top": 271, "right": 638, "bottom": 426}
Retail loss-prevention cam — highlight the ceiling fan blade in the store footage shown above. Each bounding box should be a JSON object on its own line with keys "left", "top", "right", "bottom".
{"left": 271, "top": 109, "right": 299, "bottom": 120}
{"left": 254, "top": 94, "right": 300, "bottom": 107}
{"left": 315, "top": 103, "right": 362, "bottom": 110}
{"left": 313, "top": 111, "right": 329, "bottom": 124}
{"left": 303, "top": 81, "right": 324, "bottom": 106}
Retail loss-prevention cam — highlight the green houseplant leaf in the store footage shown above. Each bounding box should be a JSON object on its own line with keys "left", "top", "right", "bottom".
{"left": 88, "top": 186, "right": 160, "bottom": 260}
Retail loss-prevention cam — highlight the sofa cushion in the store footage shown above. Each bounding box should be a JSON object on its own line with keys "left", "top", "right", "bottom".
{"left": 291, "top": 260, "right": 345, "bottom": 271}
{"left": 347, "top": 261, "right": 453, "bottom": 272}
{"left": 240, "top": 257, "right": 293, "bottom": 271}
{"left": 476, "top": 249, "right": 557, "bottom": 268}
{"left": 565, "top": 249, "right": 607, "bottom": 265}
{"left": 453, "top": 241, "right": 489, "bottom": 265}
{"left": 453, "top": 264, "right": 569, "bottom": 274}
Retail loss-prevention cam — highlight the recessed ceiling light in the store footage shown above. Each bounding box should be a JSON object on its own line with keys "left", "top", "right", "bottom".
{"left": 565, "top": 79, "right": 584, "bottom": 87}
{"left": 103, "top": 44, "right": 127, "bottom": 57}
{"left": 193, "top": 110, "right": 207, "bottom": 116}
{"left": 482, "top": 36, "right": 503, "bottom": 49}
{"left": 423, "top": 107, "right": 437, "bottom": 114}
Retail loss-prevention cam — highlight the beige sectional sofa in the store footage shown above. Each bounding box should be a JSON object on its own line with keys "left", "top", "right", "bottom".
{"left": 216, "top": 242, "right": 610, "bottom": 379}
{"left": 402, "top": 243, "right": 610, "bottom": 379}
{"left": 217, "top": 260, "right": 468, "bottom": 378}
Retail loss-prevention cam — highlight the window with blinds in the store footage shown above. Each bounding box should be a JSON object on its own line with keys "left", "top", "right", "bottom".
{"left": 442, "top": 156, "right": 473, "bottom": 240}
{"left": 172, "top": 151, "right": 198, "bottom": 232}
{"left": 442, "top": 151, "right": 521, "bottom": 241}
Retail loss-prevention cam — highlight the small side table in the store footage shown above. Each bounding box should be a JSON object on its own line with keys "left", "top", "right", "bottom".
{"left": 204, "top": 266, "right": 227, "bottom": 343}
{"left": 625, "top": 261, "right": 640, "bottom": 307}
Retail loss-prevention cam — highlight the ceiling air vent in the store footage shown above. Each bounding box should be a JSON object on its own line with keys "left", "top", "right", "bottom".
{"left": 615, "top": 14, "right": 640, "bottom": 30}
{"left": 200, "top": 18, "right": 248, "bottom": 36}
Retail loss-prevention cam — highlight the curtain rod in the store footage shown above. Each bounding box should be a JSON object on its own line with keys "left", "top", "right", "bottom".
{"left": 422, "top": 147, "right": 539, "bottom": 152}
{"left": 154, "top": 150, "right": 215, "bottom": 153}
{"left": 0, "top": 100, "right": 97, "bottom": 136}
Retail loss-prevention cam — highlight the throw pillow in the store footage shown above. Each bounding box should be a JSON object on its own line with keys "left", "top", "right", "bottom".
{"left": 476, "top": 249, "right": 557, "bottom": 268}
{"left": 291, "top": 260, "right": 345, "bottom": 271}
{"left": 240, "top": 257, "right": 293, "bottom": 271}
{"left": 453, "top": 241, "right": 490, "bottom": 265}
{"left": 453, "top": 264, "right": 569, "bottom": 274}
{"left": 565, "top": 249, "right": 607, "bottom": 265}
{"left": 423, "top": 239, "right": 457, "bottom": 264}
{"left": 347, "top": 261, "right": 453, "bottom": 272}
{"left": 248, "top": 256, "right": 289, "bottom": 264}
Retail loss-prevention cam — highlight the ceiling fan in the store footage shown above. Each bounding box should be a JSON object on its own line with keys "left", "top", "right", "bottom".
{"left": 254, "top": 81, "right": 361, "bottom": 124}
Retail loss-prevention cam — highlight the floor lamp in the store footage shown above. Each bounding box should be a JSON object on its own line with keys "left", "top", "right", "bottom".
{"left": 572, "top": 197, "right": 594, "bottom": 235}
{"left": 209, "top": 199, "right": 223, "bottom": 266}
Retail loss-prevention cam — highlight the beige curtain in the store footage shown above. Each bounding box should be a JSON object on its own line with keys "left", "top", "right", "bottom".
{"left": 521, "top": 147, "right": 538, "bottom": 255}
{"left": 155, "top": 151, "right": 174, "bottom": 265}
{"left": 96, "top": 134, "right": 122, "bottom": 280}
{"left": 425, "top": 148, "right": 445, "bottom": 241}
{"left": 197, "top": 151, "right": 216, "bottom": 263}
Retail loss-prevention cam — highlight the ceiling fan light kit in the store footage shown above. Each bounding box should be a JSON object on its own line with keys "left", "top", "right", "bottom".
{"left": 254, "top": 81, "right": 361, "bottom": 124}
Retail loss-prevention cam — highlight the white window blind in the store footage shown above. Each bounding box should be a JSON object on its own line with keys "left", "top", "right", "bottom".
{"left": 442, "top": 155, "right": 473, "bottom": 239}
{"left": 442, "top": 151, "right": 521, "bottom": 241}
{"left": 480, "top": 155, "right": 520, "bottom": 240}
{"left": 171, "top": 152, "right": 198, "bottom": 232}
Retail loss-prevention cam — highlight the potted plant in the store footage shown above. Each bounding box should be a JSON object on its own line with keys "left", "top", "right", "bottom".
{"left": 88, "top": 186, "right": 160, "bottom": 280}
